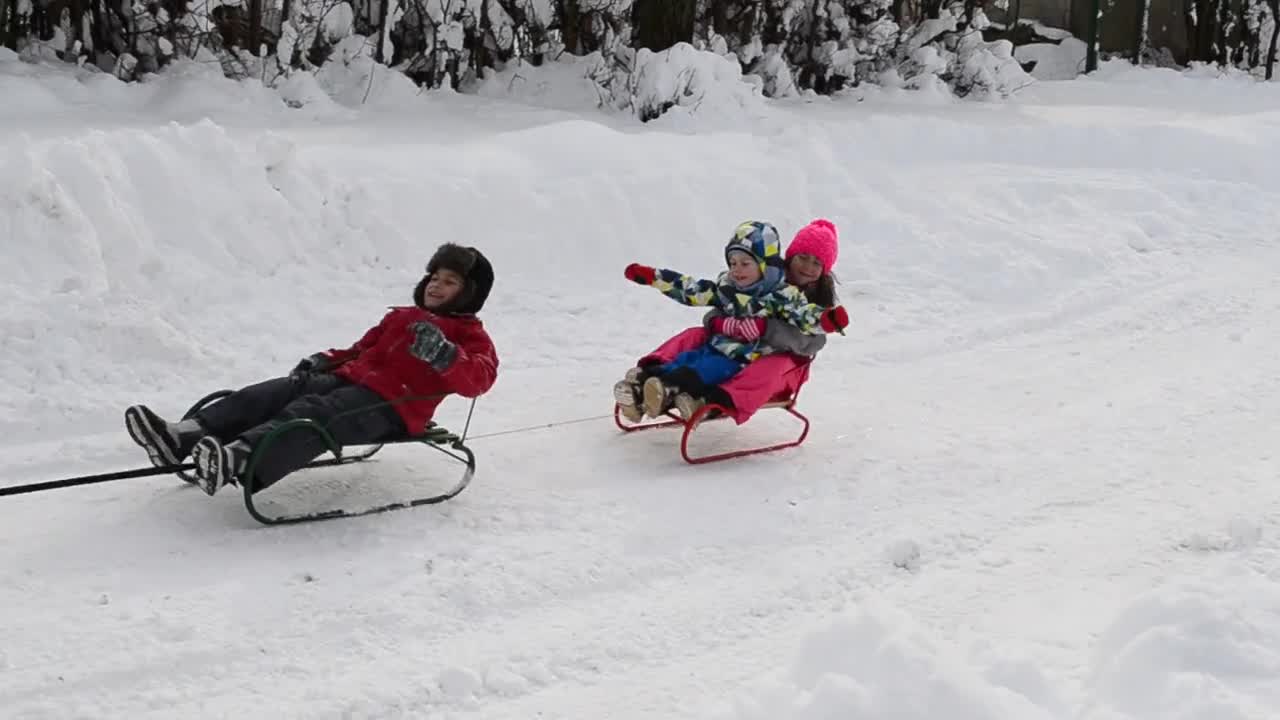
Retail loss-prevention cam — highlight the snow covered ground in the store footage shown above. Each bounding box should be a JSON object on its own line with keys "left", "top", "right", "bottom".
{"left": 3, "top": 51, "right": 1280, "bottom": 719}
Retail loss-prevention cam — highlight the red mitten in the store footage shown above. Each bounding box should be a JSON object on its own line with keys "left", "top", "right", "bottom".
{"left": 714, "top": 316, "right": 765, "bottom": 341}
{"left": 820, "top": 306, "right": 849, "bottom": 334}
{"left": 625, "top": 263, "right": 657, "bottom": 286}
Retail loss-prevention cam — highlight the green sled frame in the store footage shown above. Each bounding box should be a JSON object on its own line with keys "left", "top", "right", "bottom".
{"left": 179, "top": 390, "right": 476, "bottom": 525}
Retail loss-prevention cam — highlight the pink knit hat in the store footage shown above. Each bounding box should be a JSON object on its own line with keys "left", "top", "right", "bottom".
{"left": 785, "top": 219, "right": 839, "bottom": 274}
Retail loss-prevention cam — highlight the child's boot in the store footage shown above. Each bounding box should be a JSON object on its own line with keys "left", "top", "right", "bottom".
{"left": 614, "top": 381, "right": 644, "bottom": 422}
{"left": 125, "top": 405, "right": 206, "bottom": 467}
{"left": 674, "top": 393, "right": 706, "bottom": 421}
{"left": 613, "top": 367, "right": 644, "bottom": 422}
{"left": 191, "top": 436, "right": 250, "bottom": 497}
{"left": 642, "top": 376, "right": 677, "bottom": 418}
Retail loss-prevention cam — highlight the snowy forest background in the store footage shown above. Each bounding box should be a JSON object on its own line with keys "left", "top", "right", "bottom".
{"left": 2, "top": 0, "right": 1280, "bottom": 118}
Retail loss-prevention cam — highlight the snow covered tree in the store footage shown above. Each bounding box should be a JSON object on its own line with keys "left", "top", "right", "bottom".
{"left": 894, "top": 0, "right": 1030, "bottom": 97}
{"left": 686, "top": 0, "right": 900, "bottom": 97}
{"left": 275, "top": 0, "right": 354, "bottom": 69}
{"left": 1, "top": 0, "right": 1050, "bottom": 102}
{"left": 8, "top": 0, "right": 234, "bottom": 79}
{"left": 483, "top": 0, "right": 561, "bottom": 65}
{"left": 384, "top": 0, "right": 566, "bottom": 88}
{"left": 559, "top": 0, "right": 631, "bottom": 56}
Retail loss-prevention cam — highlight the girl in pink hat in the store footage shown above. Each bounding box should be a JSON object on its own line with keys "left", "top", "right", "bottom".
{"left": 617, "top": 218, "right": 844, "bottom": 424}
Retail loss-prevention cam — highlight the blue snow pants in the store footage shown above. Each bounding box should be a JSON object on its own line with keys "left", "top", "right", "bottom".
{"left": 656, "top": 344, "right": 745, "bottom": 386}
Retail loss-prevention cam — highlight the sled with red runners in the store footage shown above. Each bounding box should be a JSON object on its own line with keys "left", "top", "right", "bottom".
{"left": 613, "top": 384, "right": 811, "bottom": 465}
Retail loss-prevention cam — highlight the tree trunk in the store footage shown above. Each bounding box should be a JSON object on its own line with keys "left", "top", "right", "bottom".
{"left": 800, "top": 0, "right": 823, "bottom": 90}
{"left": 374, "top": 0, "right": 388, "bottom": 62}
{"left": 561, "top": 0, "right": 580, "bottom": 54}
{"left": 248, "top": 0, "right": 262, "bottom": 54}
{"left": 0, "top": 0, "right": 13, "bottom": 51}
{"left": 1214, "top": 0, "right": 1230, "bottom": 65}
{"left": 632, "top": 0, "right": 694, "bottom": 51}
{"left": 1134, "top": 0, "right": 1150, "bottom": 62}
{"left": 89, "top": 0, "right": 107, "bottom": 59}
{"left": 1185, "top": 0, "right": 1220, "bottom": 63}
{"left": 890, "top": 0, "right": 908, "bottom": 26}
{"left": 70, "top": 0, "right": 85, "bottom": 55}
{"left": 700, "top": 0, "right": 762, "bottom": 48}
{"left": 1268, "top": 0, "right": 1280, "bottom": 78}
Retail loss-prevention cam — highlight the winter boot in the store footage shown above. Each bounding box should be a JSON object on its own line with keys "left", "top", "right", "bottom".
{"left": 613, "top": 367, "right": 645, "bottom": 423}
{"left": 614, "top": 381, "right": 644, "bottom": 423}
{"left": 191, "top": 436, "right": 250, "bottom": 497}
{"left": 641, "top": 376, "right": 677, "bottom": 418}
{"left": 125, "top": 405, "right": 206, "bottom": 467}
{"left": 674, "top": 393, "right": 706, "bottom": 421}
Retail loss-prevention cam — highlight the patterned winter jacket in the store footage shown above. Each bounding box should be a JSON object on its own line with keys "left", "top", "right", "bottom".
{"left": 648, "top": 268, "right": 826, "bottom": 362}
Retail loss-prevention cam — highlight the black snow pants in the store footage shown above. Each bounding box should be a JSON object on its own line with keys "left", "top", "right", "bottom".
{"left": 194, "top": 373, "right": 406, "bottom": 491}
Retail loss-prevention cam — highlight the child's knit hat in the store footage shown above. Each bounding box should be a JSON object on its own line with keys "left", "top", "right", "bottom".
{"left": 725, "top": 221, "right": 786, "bottom": 277}
{"left": 785, "top": 219, "right": 839, "bottom": 274}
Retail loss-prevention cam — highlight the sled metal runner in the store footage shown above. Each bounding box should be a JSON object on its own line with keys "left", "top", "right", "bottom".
{"left": 613, "top": 393, "right": 811, "bottom": 464}
{"left": 0, "top": 389, "right": 477, "bottom": 526}
{"left": 189, "top": 389, "right": 477, "bottom": 525}
{"left": 239, "top": 417, "right": 475, "bottom": 526}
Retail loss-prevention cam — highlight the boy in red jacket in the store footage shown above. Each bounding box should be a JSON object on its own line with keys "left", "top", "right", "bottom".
{"left": 125, "top": 243, "right": 499, "bottom": 497}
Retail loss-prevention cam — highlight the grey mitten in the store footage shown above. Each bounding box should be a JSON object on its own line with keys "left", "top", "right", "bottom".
{"left": 408, "top": 321, "right": 457, "bottom": 371}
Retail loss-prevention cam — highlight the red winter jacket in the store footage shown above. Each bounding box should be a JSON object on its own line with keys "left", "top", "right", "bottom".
{"left": 322, "top": 306, "right": 498, "bottom": 435}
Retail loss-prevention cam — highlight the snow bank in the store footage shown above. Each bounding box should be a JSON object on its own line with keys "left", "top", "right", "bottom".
{"left": 1015, "top": 57, "right": 1280, "bottom": 111}
{"left": 0, "top": 39, "right": 428, "bottom": 132}
{"left": 1015, "top": 38, "right": 1088, "bottom": 81}
{"left": 0, "top": 120, "right": 409, "bottom": 443}
{"left": 714, "top": 549, "right": 1280, "bottom": 720}
{"left": 716, "top": 597, "right": 1064, "bottom": 719}
{"left": 1084, "top": 561, "right": 1280, "bottom": 720}
{"left": 278, "top": 35, "right": 427, "bottom": 110}
{"left": 0, "top": 50, "right": 296, "bottom": 127}
{"left": 473, "top": 53, "right": 618, "bottom": 113}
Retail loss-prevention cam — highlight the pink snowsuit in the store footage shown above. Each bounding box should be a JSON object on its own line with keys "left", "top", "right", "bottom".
{"left": 638, "top": 328, "right": 811, "bottom": 425}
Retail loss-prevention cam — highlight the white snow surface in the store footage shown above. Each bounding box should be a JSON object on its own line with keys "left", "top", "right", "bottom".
{"left": 4, "top": 50, "right": 1280, "bottom": 719}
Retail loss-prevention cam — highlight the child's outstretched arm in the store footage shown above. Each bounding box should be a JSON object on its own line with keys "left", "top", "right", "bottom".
{"left": 625, "top": 263, "right": 720, "bottom": 307}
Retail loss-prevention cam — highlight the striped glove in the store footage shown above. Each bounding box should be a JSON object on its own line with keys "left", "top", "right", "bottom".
{"left": 712, "top": 316, "right": 766, "bottom": 341}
